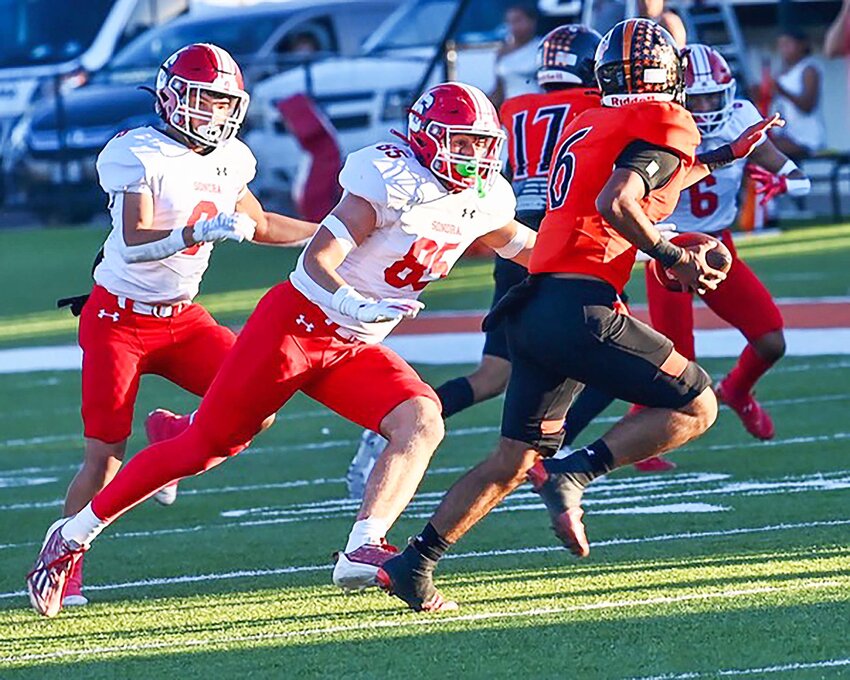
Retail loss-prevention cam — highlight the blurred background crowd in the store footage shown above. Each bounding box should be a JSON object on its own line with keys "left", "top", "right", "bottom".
{"left": 0, "top": 0, "right": 848, "bottom": 227}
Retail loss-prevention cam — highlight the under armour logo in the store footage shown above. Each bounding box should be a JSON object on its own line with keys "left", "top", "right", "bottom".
{"left": 98, "top": 309, "right": 119, "bottom": 322}
{"left": 461, "top": 208, "right": 476, "bottom": 219}
{"left": 217, "top": 167, "right": 228, "bottom": 176}
{"left": 296, "top": 314, "right": 314, "bottom": 332}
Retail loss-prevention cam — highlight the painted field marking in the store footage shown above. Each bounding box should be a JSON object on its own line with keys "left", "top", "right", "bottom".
{"left": 1, "top": 518, "right": 848, "bottom": 599}
{"left": 628, "top": 657, "right": 850, "bottom": 679}
{"left": 0, "top": 579, "right": 843, "bottom": 664}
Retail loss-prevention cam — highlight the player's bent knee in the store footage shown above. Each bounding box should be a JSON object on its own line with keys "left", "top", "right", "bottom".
{"left": 491, "top": 438, "right": 539, "bottom": 486}
{"left": 683, "top": 386, "right": 718, "bottom": 433}
{"left": 381, "top": 396, "right": 444, "bottom": 450}
{"left": 753, "top": 330, "right": 786, "bottom": 363}
{"left": 83, "top": 438, "right": 127, "bottom": 467}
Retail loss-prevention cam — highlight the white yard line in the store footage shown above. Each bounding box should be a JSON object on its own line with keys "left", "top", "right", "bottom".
{"left": 0, "top": 580, "right": 842, "bottom": 664}
{"left": 1, "top": 518, "right": 848, "bottom": 600}
{"left": 628, "top": 657, "right": 850, "bottom": 679}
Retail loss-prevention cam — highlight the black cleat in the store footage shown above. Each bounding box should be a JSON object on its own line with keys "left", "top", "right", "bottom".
{"left": 377, "top": 550, "right": 457, "bottom": 612}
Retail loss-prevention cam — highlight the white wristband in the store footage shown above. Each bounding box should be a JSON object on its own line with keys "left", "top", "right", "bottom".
{"left": 119, "top": 228, "right": 188, "bottom": 264}
{"left": 784, "top": 176, "right": 811, "bottom": 196}
{"left": 321, "top": 215, "right": 357, "bottom": 256}
{"left": 778, "top": 159, "right": 799, "bottom": 176}
{"left": 331, "top": 285, "right": 368, "bottom": 318}
{"left": 494, "top": 224, "right": 532, "bottom": 259}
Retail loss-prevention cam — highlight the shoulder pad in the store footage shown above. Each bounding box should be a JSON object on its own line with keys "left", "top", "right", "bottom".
{"left": 339, "top": 143, "right": 430, "bottom": 210}
{"left": 639, "top": 104, "right": 700, "bottom": 159}
{"left": 96, "top": 130, "right": 150, "bottom": 194}
{"left": 223, "top": 136, "right": 257, "bottom": 185}
{"left": 482, "top": 173, "right": 517, "bottom": 224}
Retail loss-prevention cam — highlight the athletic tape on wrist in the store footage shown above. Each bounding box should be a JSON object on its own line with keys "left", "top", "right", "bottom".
{"left": 494, "top": 224, "right": 531, "bottom": 259}
{"left": 784, "top": 176, "right": 811, "bottom": 196}
{"left": 321, "top": 215, "right": 356, "bottom": 256}
{"left": 778, "top": 159, "right": 799, "bottom": 176}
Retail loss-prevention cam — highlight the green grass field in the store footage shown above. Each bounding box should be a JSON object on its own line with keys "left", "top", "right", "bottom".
{"left": 0, "top": 224, "right": 848, "bottom": 678}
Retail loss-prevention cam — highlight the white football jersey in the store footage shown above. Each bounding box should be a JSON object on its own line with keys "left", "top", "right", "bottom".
{"left": 290, "top": 142, "right": 517, "bottom": 343}
{"left": 668, "top": 100, "right": 764, "bottom": 234}
{"left": 94, "top": 126, "right": 256, "bottom": 303}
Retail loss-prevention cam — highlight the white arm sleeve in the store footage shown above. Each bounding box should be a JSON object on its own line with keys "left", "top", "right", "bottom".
{"left": 117, "top": 225, "right": 188, "bottom": 264}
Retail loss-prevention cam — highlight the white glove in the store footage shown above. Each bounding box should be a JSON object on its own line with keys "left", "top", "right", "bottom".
{"left": 192, "top": 212, "right": 256, "bottom": 244}
{"left": 331, "top": 285, "right": 424, "bottom": 323}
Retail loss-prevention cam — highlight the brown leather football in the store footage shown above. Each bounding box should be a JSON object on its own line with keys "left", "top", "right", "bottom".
{"left": 648, "top": 232, "right": 733, "bottom": 292}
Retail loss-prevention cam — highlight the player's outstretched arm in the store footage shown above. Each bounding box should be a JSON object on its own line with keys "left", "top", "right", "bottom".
{"left": 116, "top": 192, "right": 195, "bottom": 263}
{"left": 117, "top": 192, "right": 256, "bottom": 263}
{"left": 479, "top": 220, "right": 536, "bottom": 268}
{"left": 684, "top": 114, "right": 786, "bottom": 189}
{"left": 235, "top": 188, "right": 319, "bottom": 246}
{"left": 301, "top": 193, "right": 423, "bottom": 323}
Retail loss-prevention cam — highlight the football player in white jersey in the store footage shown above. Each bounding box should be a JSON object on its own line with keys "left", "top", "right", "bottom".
{"left": 646, "top": 43, "right": 810, "bottom": 440}
{"left": 55, "top": 43, "right": 317, "bottom": 609}
{"left": 27, "top": 82, "right": 537, "bottom": 617}
{"left": 561, "top": 44, "right": 811, "bottom": 460}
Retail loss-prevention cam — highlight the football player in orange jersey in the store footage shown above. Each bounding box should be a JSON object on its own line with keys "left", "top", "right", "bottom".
{"left": 345, "top": 25, "right": 603, "bottom": 500}
{"left": 378, "top": 19, "right": 782, "bottom": 611}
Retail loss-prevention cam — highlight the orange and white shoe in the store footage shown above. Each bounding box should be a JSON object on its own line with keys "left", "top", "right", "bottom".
{"left": 145, "top": 409, "right": 189, "bottom": 505}
{"left": 61, "top": 552, "right": 88, "bottom": 607}
{"left": 716, "top": 380, "right": 775, "bottom": 440}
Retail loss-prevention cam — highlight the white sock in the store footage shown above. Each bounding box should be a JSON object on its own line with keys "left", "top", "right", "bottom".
{"left": 61, "top": 504, "right": 108, "bottom": 546}
{"left": 345, "top": 517, "right": 389, "bottom": 553}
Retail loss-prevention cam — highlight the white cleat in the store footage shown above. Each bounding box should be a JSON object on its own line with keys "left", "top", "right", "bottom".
{"left": 345, "top": 430, "right": 387, "bottom": 500}
{"left": 332, "top": 541, "right": 398, "bottom": 591}
{"left": 153, "top": 482, "right": 178, "bottom": 506}
{"left": 26, "top": 518, "right": 86, "bottom": 617}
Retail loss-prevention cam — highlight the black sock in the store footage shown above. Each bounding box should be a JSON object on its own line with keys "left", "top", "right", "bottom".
{"left": 545, "top": 438, "right": 615, "bottom": 488}
{"left": 410, "top": 522, "right": 451, "bottom": 563}
{"left": 563, "top": 387, "right": 617, "bottom": 446}
{"left": 435, "top": 377, "right": 475, "bottom": 419}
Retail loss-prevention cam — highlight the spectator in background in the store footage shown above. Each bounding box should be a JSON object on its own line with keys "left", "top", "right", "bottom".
{"left": 286, "top": 31, "right": 321, "bottom": 56}
{"left": 825, "top": 0, "right": 850, "bottom": 57}
{"left": 591, "top": 0, "right": 684, "bottom": 47}
{"left": 490, "top": 4, "right": 540, "bottom": 108}
{"left": 767, "top": 30, "right": 825, "bottom": 160}
{"left": 637, "top": 0, "right": 686, "bottom": 47}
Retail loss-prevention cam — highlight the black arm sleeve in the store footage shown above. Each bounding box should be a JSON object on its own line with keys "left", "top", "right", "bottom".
{"left": 615, "top": 140, "right": 682, "bottom": 196}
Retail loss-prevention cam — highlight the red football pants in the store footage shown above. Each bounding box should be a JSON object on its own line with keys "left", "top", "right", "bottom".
{"left": 645, "top": 230, "right": 784, "bottom": 360}
{"left": 79, "top": 285, "right": 236, "bottom": 443}
{"left": 91, "top": 282, "right": 438, "bottom": 521}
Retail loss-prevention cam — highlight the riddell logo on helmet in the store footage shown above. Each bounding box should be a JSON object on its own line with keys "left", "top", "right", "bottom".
{"left": 603, "top": 93, "right": 674, "bottom": 107}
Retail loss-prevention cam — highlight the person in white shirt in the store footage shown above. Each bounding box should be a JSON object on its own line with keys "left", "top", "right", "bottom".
{"left": 490, "top": 4, "right": 541, "bottom": 108}
{"left": 769, "top": 30, "right": 826, "bottom": 159}
{"left": 55, "top": 42, "right": 316, "bottom": 609}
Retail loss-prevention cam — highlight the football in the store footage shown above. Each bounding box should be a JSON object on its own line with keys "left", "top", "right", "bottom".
{"left": 648, "top": 232, "right": 733, "bottom": 292}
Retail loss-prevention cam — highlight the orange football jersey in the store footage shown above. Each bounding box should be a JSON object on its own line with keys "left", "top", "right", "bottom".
{"left": 500, "top": 89, "right": 602, "bottom": 182}
{"left": 530, "top": 101, "right": 700, "bottom": 292}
